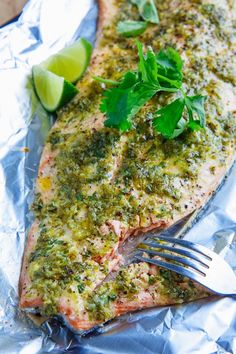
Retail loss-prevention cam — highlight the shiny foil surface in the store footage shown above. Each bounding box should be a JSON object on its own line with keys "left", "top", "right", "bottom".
{"left": 0, "top": 1, "right": 235, "bottom": 353}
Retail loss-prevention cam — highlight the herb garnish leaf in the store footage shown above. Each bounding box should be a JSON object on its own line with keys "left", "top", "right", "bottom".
{"left": 153, "top": 95, "right": 207, "bottom": 138}
{"left": 117, "top": 21, "right": 148, "bottom": 37}
{"left": 100, "top": 72, "right": 157, "bottom": 132}
{"left": 156, "top": 47, "right": 183, "bottom": 84}
{"left": 185, "top": 95, "right": 207, "bottom": 129}
{"left": 137, "top": 42, "right": 158, "bottom": 84}
{"left": 117, "top": 0, "right": 159, "bottom": 38}
{"left": 93, "top": 76, "right": 119, "bottom": 86}
{"left": 131, "top": 0, "right": 159, "bottom": 24}
{"left": 153, "top": 98, "right": 186, "bottom": 138}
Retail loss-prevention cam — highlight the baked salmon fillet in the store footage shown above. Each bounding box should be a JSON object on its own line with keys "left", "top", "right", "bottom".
{"left": 19, "top": 0, "right": 236, "bottom": 332}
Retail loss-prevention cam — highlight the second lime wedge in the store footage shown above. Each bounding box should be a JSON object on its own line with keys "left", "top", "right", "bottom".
{"left": 41, "top": 38, "right": 92, "bottom": 83}
{"left": 32, "top": 66, "right": 78, "bottom": 112}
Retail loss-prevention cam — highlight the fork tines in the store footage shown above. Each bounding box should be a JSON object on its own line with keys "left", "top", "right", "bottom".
{"left": 136, "top": 235, "right": 213, "bottom": 280}
{"left": 135, "top": 235, "right": 236, "bottom": 296}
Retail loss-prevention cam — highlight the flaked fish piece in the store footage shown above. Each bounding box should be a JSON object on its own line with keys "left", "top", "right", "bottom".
{"left": 20, "top": 0, "right": 236, "bottom": 331}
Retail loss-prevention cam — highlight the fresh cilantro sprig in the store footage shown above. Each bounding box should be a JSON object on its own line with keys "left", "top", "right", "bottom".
{"left": 117, "top": 0, "right": 159, "bottom": 38}
{"left": 94, "top": 41, "right": 206, "bottom": 139}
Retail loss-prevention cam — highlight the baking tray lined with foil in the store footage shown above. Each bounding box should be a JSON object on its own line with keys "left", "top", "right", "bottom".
{"left": 0, "top": 1, "right": 235, "bottom": 353}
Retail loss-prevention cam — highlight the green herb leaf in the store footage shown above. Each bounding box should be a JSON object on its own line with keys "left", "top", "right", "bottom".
{"left": 156, "top": 47, "right": 183, "bottom": 88}
{"left": 93, "top": 76, "right": 119, "bottom": 86}
{"left": 185, "top": 95, "right": 207, "bottom": 129}
{"left": 137, "top": 41, "right": 158, "bottom": 85}
{"left": 153, "top": 98, "right": 186, "bottom": 138}
{"left": 117, "top": 21, "right": 148, "bottom": 37}
{"left": 137, "top": 41, "right": 180, "bottom": 92}
{"left": 100, "top": 72, "right": 137, "bottom": 131}
{"left": 101, "top": 88, "right": 132, "bottom": 131}
{"left": 101, "top": 81, "right": 156, "bottom": 132}
{"left": 119, "top": 71, "right": 139, "bottom": 89}
{"left": 170, "top": 117, "right": 189, "bottom": 139}
{"left": 131, "top": 0, "right": 159, "bottom": 24}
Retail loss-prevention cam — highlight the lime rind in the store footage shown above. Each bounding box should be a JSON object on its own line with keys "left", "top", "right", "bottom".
{"left": 32, "top": 66, "right": 78, "bottom": 112}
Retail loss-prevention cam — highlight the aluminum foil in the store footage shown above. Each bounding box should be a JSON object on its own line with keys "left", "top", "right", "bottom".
{"left": 0, "top": 1, "right": 235, "bottom": 353}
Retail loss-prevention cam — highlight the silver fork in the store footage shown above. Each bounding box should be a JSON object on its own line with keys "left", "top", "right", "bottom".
{"left": 135, "top": 235, "right": 236, "bottom": 296}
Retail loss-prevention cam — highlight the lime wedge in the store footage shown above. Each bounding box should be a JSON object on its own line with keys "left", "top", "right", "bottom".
{"left": 32, "top": 66, "right": 78, "bottom": 112}
{"left": 41, "top": 38, "right": 92, "bottom": 83}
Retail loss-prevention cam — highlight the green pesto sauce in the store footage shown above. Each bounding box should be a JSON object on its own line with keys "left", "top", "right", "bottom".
{"left": 28, "top": 0, "right": 235, "bottom": 318}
